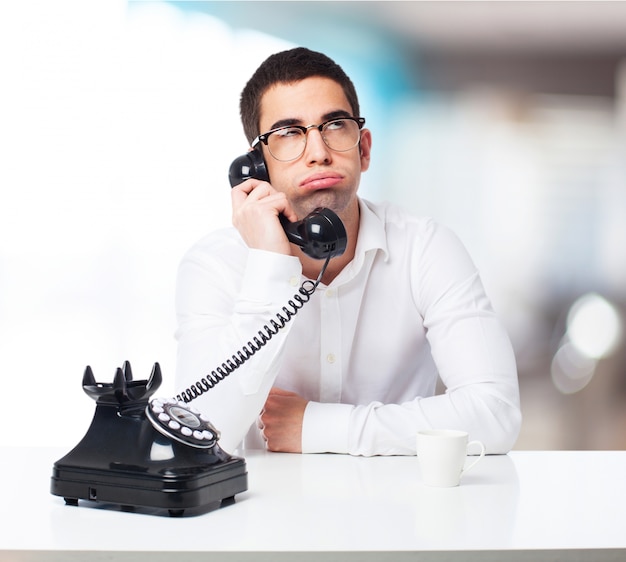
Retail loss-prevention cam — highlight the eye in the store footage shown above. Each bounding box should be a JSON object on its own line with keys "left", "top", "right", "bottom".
{"left": 325, "top": 119, "right": 347, "bottom": 131}
{"left": 273, "top": 127, "right": 303, "bottom": 139}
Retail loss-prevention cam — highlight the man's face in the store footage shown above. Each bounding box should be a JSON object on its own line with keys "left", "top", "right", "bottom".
{"left": 257, "top": 76, "right": 371, "bottom": 221}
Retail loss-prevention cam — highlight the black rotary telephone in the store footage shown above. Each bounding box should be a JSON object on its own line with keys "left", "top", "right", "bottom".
{"left": 50, "top": 152, "right": 348, "bottom": 517}
{"left": 50, "top": 361, "right": 248, "bottom": 517}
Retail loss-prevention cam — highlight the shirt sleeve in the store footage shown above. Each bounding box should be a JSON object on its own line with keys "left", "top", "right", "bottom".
{"left": 175, "top": 235, "right": 303, "bottom": 453}
{"left": 301, "top": 222, "right": 521, "bottom": 456}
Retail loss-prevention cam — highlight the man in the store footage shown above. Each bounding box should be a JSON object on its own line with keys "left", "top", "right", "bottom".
{"left": 175, "top": 47, "right": 521, "bottom": 456}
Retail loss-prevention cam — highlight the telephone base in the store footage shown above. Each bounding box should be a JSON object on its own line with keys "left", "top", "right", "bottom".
{"left": 50, "top": 362, "right": 248, "bottom": 517}
{"left": 52, "top": 453, "right": 247, "bottom": 517}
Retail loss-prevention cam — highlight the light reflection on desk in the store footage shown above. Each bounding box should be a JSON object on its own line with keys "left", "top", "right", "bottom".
{"left": 241, "top": 451, "right": 520, "bottom": 551}
{"left": 413, "top": 455, "right": 519, "bottom": 546}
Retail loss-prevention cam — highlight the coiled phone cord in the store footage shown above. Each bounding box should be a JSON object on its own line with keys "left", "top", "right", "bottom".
{"left": 175, "top": 254, "right": 332, "bottom": 404}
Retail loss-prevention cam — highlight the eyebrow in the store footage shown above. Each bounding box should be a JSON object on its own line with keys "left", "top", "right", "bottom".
{"left": 268, "top": 109, "right": 353, "bottom": 131}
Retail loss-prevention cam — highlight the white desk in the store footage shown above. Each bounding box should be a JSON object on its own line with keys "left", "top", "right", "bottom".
{"left": 1, "top": 447, "right": 625, "bottom": 561}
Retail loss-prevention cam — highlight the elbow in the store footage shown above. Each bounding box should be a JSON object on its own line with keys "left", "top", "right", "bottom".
{"left": 490, "top": 405, "right": 522, "bottom": 454}
{"left": 476, "top": 393, "right": 522, "bottom": 454}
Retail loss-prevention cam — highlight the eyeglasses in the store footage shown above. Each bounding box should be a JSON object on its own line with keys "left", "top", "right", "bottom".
{"left": 251, "top": 117, "right": 366, "bottom": 162}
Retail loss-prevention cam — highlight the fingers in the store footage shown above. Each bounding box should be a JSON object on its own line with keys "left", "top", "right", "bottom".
{"left": 231, "top": 178, "right": 270, "bottom": 201}
{"left": 231, "top": 180, "right": 296, "bottom": 254}
{"left": 231, "top": 179, "right": 297, "bottom": 222}
{"left": 256, "top": 389, "right": 305, "bottom": 453}
{"left": 256, "top": 411, "right": 268, "bottom": 444}
{"left": 231, "top": 179, "right": 286, "bottom": 223}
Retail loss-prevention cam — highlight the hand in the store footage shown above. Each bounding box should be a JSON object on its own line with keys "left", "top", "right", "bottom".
{"left": 231, "top": 179, "right": 298, "bottom": 255}
{"left": 258, "top": 387, "right": 308, "bottom": 453}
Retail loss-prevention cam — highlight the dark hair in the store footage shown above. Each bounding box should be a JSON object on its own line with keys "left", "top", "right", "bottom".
{"left": 240, "top": 47, "right": 360, "bottom": 144}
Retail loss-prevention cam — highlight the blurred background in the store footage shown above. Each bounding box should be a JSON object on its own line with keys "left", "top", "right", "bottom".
{"left": 1, "top": 0, "right": 625, "bottom": 450}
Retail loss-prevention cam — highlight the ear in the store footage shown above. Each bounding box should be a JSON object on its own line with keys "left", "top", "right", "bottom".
{"left": 359, "top": 128, "right": 372, "bottom": 172}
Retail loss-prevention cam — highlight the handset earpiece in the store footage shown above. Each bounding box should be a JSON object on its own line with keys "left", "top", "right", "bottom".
{"left": 228, "top": 149, "right": 269, "bottom": 187}
{"left": 279, "top": 208, "right": 347, "bottom": 260}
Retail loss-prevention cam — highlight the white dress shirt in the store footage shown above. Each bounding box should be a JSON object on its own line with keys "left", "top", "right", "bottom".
{"left": 175, "top": 198, "right": 521, "bottom": 456}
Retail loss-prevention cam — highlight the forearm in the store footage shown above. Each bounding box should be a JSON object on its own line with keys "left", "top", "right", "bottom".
{"left": 302, "top": 380, "right": 521, "bottom": 457}
{"left": 175, "top": 244, "right": 303, "bottom": 452}
{"left": 302, "top": 312, "right": 521, "bottom": 456}
{"left": 299, "top": 313, "right": 522, "bottom": 456}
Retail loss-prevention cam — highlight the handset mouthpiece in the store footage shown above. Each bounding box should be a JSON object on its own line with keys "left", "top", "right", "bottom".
{"left": 281, "top": 208, "right": 347, "bottom": 260}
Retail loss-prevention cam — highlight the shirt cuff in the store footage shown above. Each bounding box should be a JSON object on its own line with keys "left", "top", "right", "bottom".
{"left": 301, "top": 401, "right": 354, "bottom": 454}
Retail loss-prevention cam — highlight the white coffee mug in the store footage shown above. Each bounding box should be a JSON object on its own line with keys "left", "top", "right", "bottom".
{"left": 416, "top": 429, "right": 485, "bottom": 487}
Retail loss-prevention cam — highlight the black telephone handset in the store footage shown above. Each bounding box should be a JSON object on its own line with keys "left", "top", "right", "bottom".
{"left": 228, "top": 150, "right": 347, "bottom": 260}
{"left": 51, "top": 151, "right": 348, "bottom": 518}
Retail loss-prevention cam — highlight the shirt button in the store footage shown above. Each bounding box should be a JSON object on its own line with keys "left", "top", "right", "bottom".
{"left": 289, "top": 276, "right": 299, "bottom": 287}
{"left": 325, "top": 288, "right": 335, "bottom": 298}
{"left": 326, "top": 353, "right": 336, "bottom": 364}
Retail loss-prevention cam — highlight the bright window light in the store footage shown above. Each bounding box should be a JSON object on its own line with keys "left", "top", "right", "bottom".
{"left": 566, "top": 293, "right": 622, "bottom": 359}
{"left": 0, "top": 0, "right": 294, "bottom": 447}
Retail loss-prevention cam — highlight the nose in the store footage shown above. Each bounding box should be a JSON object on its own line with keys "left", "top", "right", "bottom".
{"left": 303, "top": 127, "right": 331, "bottom": 165}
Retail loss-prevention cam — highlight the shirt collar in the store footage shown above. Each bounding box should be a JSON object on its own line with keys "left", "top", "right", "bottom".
{"left": 355, "top": 198, "right": 390, "bottom": 262}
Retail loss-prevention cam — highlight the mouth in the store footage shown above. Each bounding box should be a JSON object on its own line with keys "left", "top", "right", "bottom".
{"left": 299, "top": 172, "right": 343, "bottom": 191}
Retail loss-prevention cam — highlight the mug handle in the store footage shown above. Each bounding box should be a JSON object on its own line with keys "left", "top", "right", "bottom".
{"left": 462, "top": 440, "right": 486, "bottom": 475}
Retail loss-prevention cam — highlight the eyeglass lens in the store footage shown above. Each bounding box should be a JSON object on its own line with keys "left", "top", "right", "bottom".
{"left": 267, "top": 119, "right": 361, "bottom": 161}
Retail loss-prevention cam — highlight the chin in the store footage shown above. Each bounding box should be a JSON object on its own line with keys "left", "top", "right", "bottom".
{"left": 297, "top": 191, "right": 353, "bottom": 218}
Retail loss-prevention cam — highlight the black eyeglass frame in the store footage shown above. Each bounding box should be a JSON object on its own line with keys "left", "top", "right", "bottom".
{"left": 251, "top": 117, "right": 366, "bottom": 161}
